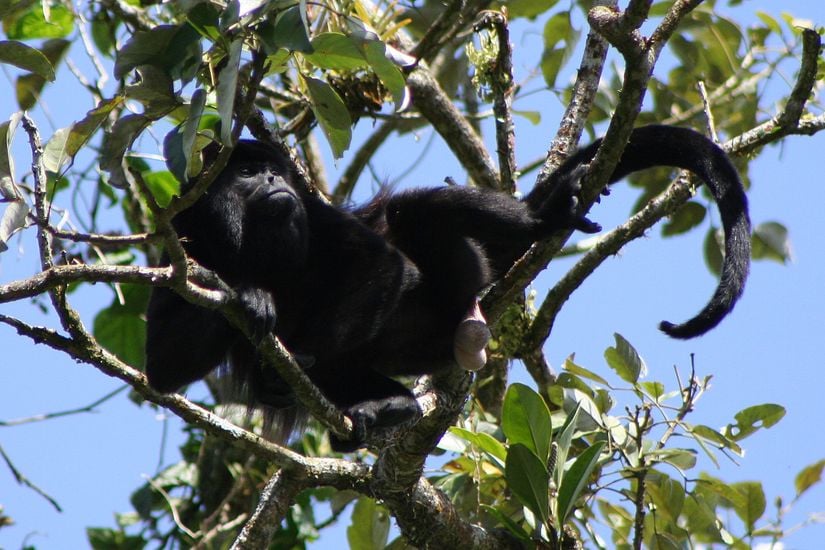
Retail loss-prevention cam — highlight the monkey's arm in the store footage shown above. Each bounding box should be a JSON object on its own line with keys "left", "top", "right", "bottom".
{"left": 145, "top": 286, "right": 238, "bottom": 393}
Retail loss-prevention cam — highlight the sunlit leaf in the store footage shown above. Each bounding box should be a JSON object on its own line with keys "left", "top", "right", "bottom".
{"left": 100, "top": 114, "right": 153, "bottom": 188}
{"left": 304, "top": 76, "right": 352, "bottom": 158}
{"left": 479, "top": 504, "right": 531, "bottom": 541}
{"left": 361, "top": 40, "right": 407, "bottom": 110}
{"left": 5, "top": 4, "right": 73, "bottom": 39}
{"left": 703, "top": 226, "right": 724, "bottom": 277}
{"left": 257, "top": 5, "right": 313, "bottom": 54}
{"left": 0, "top": 40, "right": 55, "bottom": 81}
{"left": 0, "top": 113, "right": 21, "bottom": 200}
{"left": 795, "top": 459, "right": 825, "bottom": 498}
{"left": 304, "top": 32, "right": 367, "bottom": 70}
{"left": 505, "top": 443, "right": 550, "bottom": 525}
{"left": 143, "top": 171, "right": 180, "bottom": 208}
{"left": 449, "top": 427, "right": 507, "bottom": 465}
{"left": 93, "top": 285, "right": 150, "bottom": 369}
{"left": 646, "top": 473, "right": 685, "bottom": 522}
{"left": 557, "top": 441, "right": 604, "bottom": 525}
{"left": 691, "top": 424, "right": 742, "bottom": 456}
{"left": 563, "top": 355, "right": 610, "bottom": 386}
{"left": 0, "top": 199, "right": 29, "bottom": 252}
{"left": 540, "top": 11, "right": 579, "bottom": 89}
{"left": 114, "top": 24, "right": 201, "bottom": 81}
{"left": 347, "top": 497, "right": 390, "bottom": 550}
{"left": 662, "top": 201, "right": 706, "bottom": 236}
{"left": 723, "top": 403, "right": 785, "bottom": 441}
{"left": 506, "top": 0, "right": 561, "bottom": 19}
{"left": 731, "top": 481, "right": 766, "bottom": 531}
{"left": 14, "top": 38, "right": 69, "bottom": 109}
{"left": 217, "top": 38, "right": 242, "bottom": 144}
{"left": 502, "top": 383, "right": 552, "bottom": 462}
{"left": 752, "top": 222, "right": 791, "bottom": 264}
{"left": 604, "top": 333, "right": 647, "bottom": 384}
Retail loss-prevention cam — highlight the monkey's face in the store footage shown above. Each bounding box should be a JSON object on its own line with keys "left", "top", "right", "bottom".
{"left": 228, "top": 160, "right": 302, "bottom": 221}
{"left": 217, "top": 158, "right": 309, "bottom": 273}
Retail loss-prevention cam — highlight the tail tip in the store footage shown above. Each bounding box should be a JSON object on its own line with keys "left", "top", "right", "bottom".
{"left": 659, "top": 320, "right": 697, "bottom": 340}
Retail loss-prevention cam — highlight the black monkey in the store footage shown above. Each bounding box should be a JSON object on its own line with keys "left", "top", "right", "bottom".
{"left": 145, "top": 125, "right": 750, "bottom": 451}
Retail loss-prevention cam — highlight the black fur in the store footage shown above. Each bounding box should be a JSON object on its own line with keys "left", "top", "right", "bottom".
{"left": 145, "top": 125, "right": 750, "bottom": 450}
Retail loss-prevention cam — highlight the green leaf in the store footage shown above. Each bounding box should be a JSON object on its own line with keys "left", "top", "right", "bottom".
{"left": 505, "top": 443, "right": 550, "bottom": 525}
{"left": 645, "top": 448, "right": 697, "bottom": 474}
{"left": 114, "top": 24, "right": 201, "bottom": 81}
{"left": 502, "top": 383, "right": 552, "bottom": 462}
{"left": 540, "top": 11, "right": 579, "bottom": 88}
{"left": 553, "top": 405, "right": 581, "bottom": 486}
{"left": 217, "top": 39, "right": 242, "bottom": 144}
{"left": 639, "top": 381, "right": 667, "bottom": 402}
{"left": 723, "top": 403, "right": 785, "bottom": 441}
{"left": 185, "top": 1, "right": 222, "bottom": 41}
{"left": 258, "top": 5, "right": 313, "bottom": 54}
{"left": 143, "top": 171, "right": 180, "bottom": 208}
{"left": 756, "top": 11, "right": 783, "bottom": 36}
{"left": 507, "top": 0, "right": 561, "bottom": 20}
{"left": 479, "top": 504, "right": 531, "bottom": 541}
{"left": 604, "top": 333, "right": 647, "bottom": 384}
{"left": 15, "top": 38, "right": 69, "bottom": 109}
{"left": 662, "top": 201, "right": 706, "bottom": 236}
{"left": 703, "top": 227, "right": 724, "bottom": 277}
{"left": 563, "top": 355, "right": 610, "bottom": 386}
{"left": 100, "top": 114, "right": 153, "bottom": 189}
{"left": 0, "top": 199, "right": 29, "bottom": 253}
{"left": 557, "top": 441, "right": 604, "bottom": 525}
{"left": 181, "top": 88, "right": 206, "bottom": 179}
{"left": 513, "top": 109, "right": 541, "bottom": 125}
{"left": 347, "top": 497, "right": 390, "bottom": 550}
{"left": 361, "top": 40, "right": 407, "bottom": 110}
{"left": 752, "top": 222, "right": 791, "bottom": 264}
{"left": 304, "top": 32, "right": 367, "bottom": 70}
{"left": 556, "top": 372, "right": 595, "bottom": 398}
{"left": 731, "top": 481, "right": 766, "bottom": 532}
{"left": 698, "top": 474, "right": 748, "bottom": 512}
{"left": 93, "top": 285, "right": 150, "bottom": 369}
{"left": 0, "top": 40, "right": 55, "bottom": 81}
{"left": 597, "top": 500, "right": 633, "bottom": 539}
{"left": 87, "top": 527, "right": 146, "bottom": 550}
{"left": 90, "top": 10, "right": 118, "bottom": 58}
{"left": 795, "top": 459, "right": 825, "bottom": 498}
{"left": 448, "top": 427, "right": 507, "bottom": 465}
{"left": 691, "top": 424, "right": 742, "bottom": 456}
{"left": 124, "top": 65, "right": 177, "bottom": 112}
{"left": 0, "top": 113, "right": 21, "bottom": 200}
{"left": 304, "top": 76, "right": 352, "bottom": 158}
{"left": 44, "top": 97, "right": 123, "bottom": 175}
{"left": 5, "top": 4, "right": 73, "bottom": 39}
{"left": 646, "top": 473, "right": 685, "bottom": 522}
{"left": 682, "top": 492, "right": 723, "bottom": 541}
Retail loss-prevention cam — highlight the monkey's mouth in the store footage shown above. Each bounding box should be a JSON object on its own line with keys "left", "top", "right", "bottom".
{"left": 265, "top": 189, "right": 296, "bottom": 199}
{"left": 252, "top": 187, "right": 297, "bottom": 203}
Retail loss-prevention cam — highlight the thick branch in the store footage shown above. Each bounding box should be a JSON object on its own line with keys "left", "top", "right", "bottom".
{"left": 0, "top": 264, "right": 171, "bottom": 303}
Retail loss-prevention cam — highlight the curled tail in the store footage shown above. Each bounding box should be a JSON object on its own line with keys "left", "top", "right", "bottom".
{"left": 537, "top": 125, "right": 751, "bottom": 338}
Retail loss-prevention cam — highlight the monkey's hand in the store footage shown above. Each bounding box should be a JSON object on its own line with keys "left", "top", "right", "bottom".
{"left": 537, "top": 164, "right": 602, "bottom": 234}
{"left": 237, "top": 286, "right": 277, "bottom": 343}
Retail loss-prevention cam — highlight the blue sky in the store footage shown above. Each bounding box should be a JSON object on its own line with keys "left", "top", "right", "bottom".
{"left": 2, "top": 2, "right": 825, "bottom": 548}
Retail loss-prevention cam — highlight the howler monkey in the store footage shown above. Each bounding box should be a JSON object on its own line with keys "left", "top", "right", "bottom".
{"left": 145, "top": 125, "right": 750, "bottom": 451}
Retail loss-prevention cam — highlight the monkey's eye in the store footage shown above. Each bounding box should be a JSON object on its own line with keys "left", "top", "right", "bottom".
{"left": 237, "top": 165, "right": 258, "bottom": 177}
